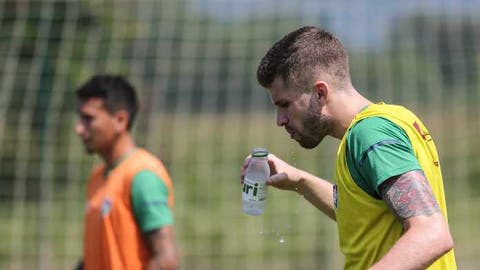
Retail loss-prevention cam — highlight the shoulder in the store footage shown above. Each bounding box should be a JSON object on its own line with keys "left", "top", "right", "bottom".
{"left": 131, "top": 169, "right": 167, "bottom": 191}
{"left": 350, "top": 116, "right": 403, "bottom": 135}
{"left": 348, "top": 117, "right": 408, "bottom": 148}
{"left": 133, "top": 169, "right": 163, "bottom": 181}
{"left": 123, "top": 149, "right": 168, "bottom": 176}
{"left": 132, "top": 149, "right": 167, "bottom": 169}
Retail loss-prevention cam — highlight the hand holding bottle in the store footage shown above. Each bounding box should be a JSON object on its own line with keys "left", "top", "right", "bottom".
{"left": 241, "top": 152, "right": 304, "bottom": 192}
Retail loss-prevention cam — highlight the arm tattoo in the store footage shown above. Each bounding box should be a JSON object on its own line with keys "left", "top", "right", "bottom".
{"left": 379, "top": 170, "right": 440, "bottom": 223}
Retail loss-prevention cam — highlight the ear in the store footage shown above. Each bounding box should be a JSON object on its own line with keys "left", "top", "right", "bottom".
{"left": 314, "top": 80, "right": 329, "bottom": 101}
{"left": 113, "top": 110, "right": 130, "bottom": 133}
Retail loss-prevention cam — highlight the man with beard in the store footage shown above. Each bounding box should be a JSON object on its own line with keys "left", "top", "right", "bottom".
{"left": 241, "top": 26, "right": 456, "bottom": 269}
{"left": 74, "top": 75, "right": 178, "bottom": 270}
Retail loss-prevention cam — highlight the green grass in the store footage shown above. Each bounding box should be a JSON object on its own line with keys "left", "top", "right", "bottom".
{"left": 1, "top": 109, "right": 479, "bottom": 269}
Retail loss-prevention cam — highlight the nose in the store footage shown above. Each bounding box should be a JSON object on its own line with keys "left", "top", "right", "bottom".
{"left": 75, "top": 121, "right": 85, "bottom": 136}
{"left": 276, "top": 110, "right": 288, "bottom": 127}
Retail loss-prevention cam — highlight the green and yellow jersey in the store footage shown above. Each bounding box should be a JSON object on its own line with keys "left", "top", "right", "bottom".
{"left": 334, "top": 103, "right": 456, "bottom": 269}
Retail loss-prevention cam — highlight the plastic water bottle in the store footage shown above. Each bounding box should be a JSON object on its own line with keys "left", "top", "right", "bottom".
{"left": 242, "top": 148, "right": 270, "bottom": 215}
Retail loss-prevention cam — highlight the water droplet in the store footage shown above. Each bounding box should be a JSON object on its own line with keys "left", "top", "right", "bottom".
{"left": 291, "top": 151, "right": 297, "bottom": 166}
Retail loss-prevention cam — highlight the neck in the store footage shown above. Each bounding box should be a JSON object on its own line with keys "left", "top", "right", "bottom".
{"left": 329, "top": 88, "right": 372, "bottom": 139}
{"left": 99, "top": 133, "right": 137, "bottom": 167}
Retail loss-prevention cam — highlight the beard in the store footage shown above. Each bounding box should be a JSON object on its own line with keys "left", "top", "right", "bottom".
{"left": 296, "top": 96, "right": 331, "bottom": 149}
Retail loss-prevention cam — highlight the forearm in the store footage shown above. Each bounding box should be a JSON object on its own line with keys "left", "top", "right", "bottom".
{"left": 259, "top": 154, "right": 336, "bottom": 220}
{"left": 370, "top": 214, "right": 453, "bottom": 270}
{"left": 146, "top": 253, "right": 178, "bottom": 270}
{"left": 374, "top": 171, "right": 454, "bottom": 269}
{"left": 146, "top": 227, "right": 179, "bottom": 270}
{"left": 296, "top": 169, "right": 336, "bottom": 221}
{"left": 74, "top": 259, "right": 83, "bottom": 270}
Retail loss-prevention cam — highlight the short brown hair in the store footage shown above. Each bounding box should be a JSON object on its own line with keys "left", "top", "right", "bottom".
{"left": 257, "top": 26, "right": 351, "bottom": 91}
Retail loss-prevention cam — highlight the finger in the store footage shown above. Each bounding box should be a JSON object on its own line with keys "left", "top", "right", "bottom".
{"left": 240, "top": 157, "right": 252, "bottom": 184}
{"left": 266, "top": 172, "right": 288, "bottom": 186}
{"left": 267, "top": 154, "right": 281, "bottom": 175}
{"left": 242, "top": 156, "right": 251, "bottom": 168}
{"left": 240, "top": 166, "right": 245, "bottom": 184}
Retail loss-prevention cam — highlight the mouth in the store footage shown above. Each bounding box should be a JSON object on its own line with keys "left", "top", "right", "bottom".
{"left": 80, "top": 136, "right": 91, "bottom": 145}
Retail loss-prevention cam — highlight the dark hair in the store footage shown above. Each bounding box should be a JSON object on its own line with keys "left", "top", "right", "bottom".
{"left": 76, "top": 74, "right": 139, "bottom": 130}
{"left": 257, "top": 26, "right": 351, "bottom": 90}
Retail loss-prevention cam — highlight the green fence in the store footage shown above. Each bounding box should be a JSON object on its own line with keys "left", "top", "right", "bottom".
{"left": 1, "top": 1, "right": 479, "bottom": 269}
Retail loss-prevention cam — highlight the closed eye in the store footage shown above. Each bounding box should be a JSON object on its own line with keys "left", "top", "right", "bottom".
{"left": 80, "top": 114, "right": 93, "bottom": 123}
{"left": 275, "top": 101, "right": 289, "bottom": 108}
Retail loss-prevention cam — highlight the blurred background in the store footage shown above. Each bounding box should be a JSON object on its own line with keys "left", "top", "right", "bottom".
{"left": 1, "top": 0, "right": 479, "bottom": 269}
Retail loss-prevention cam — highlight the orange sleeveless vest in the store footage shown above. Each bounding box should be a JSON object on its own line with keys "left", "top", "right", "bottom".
{"left": 83, "top": 149, "right": 174, "bottom": 270}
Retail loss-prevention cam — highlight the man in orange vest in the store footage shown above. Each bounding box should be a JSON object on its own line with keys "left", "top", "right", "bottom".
{"left": 74, "top": 75, "right": 178, "bottom": 270}
{"left": 242, "top": 26, "right": 456, "bottom": 269}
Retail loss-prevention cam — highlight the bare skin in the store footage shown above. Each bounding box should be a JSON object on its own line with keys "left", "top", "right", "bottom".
{"left": 242, "top": 155, "right": 454, "bottom": 270}
{"left": 244, "top": 75, "right": 454, "bottom": 269}
{"left": 76, "top": 97, "right": 179, "bottom": 270}
{"left": 241, "top": 153, "right": 336, "bottom": 220}
{"left": 379, "top": 170, "right": 440, "bottom": 222}
{"left": 369, "top": 170, "right": 453, "bottom": 269}
{"left": 76, "top": 98, "right": 136, "bottom": 167}
{"left": 146, "top": 227, "right": 179, "bottom": 270}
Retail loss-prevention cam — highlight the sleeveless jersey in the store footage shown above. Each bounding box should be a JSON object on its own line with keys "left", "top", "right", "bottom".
{"left": 334, "top": 103, "right": 456, "bottom": 269}
{"left": 83, "top": 148, "right": 174, "bottom": 270}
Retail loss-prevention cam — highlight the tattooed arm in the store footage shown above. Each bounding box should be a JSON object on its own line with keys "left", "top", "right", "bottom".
{"left": 370, "top": 170, "right": 454, "bottom": 270}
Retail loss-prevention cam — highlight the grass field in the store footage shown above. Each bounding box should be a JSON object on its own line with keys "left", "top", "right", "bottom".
{"left": 0, "top": 107, "right": 479, "bottom": 269}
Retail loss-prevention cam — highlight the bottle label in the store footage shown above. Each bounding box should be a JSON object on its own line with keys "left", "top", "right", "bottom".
{"left": 242, "top": 178, "right": 267, "bottom": 202}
